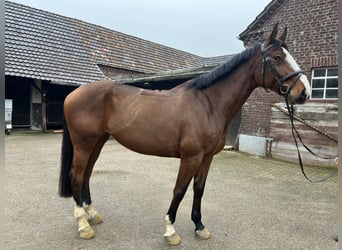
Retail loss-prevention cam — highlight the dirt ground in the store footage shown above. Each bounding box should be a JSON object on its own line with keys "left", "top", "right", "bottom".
{"left": 4, "top": 132, "right": 338, "bottom": 249}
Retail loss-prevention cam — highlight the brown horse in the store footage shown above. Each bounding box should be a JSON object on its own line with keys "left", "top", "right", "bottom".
{"left": 59, "top": 23, "right": 311, "bottom": 245}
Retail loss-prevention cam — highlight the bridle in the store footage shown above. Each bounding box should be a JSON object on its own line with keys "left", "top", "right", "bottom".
{"left": 260, "top": 43, "right": 337, "bottom": 183}
{"left": 260, "top": 43, "right": 304, "bottom": 97}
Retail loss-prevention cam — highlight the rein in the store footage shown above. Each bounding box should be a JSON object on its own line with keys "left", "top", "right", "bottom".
{"left": 284, "top": 99, "right": 338, "bottom": 183}
{"left": 260, "top": 43, "right": 338, "bottom": 183}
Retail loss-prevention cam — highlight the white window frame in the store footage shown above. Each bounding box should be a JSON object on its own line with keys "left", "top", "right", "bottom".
{"left": 310, "top": 67, "right": 338, "bottom": 100}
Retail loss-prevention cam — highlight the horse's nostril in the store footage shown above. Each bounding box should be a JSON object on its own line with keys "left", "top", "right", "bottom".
{"left": 302, "top": 90, "right": 305, "bottom": 97}
{"left": 301, "top": 88, "right": 309, "bottom": 100}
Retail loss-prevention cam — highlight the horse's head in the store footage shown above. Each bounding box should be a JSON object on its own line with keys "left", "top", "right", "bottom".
{"left": 254, "top": 23, "right": 311, "bottom": 104}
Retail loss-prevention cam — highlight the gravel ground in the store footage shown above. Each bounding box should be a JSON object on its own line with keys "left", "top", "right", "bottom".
{"left": 5, "top": 132, "right": 338, "bottom": 249}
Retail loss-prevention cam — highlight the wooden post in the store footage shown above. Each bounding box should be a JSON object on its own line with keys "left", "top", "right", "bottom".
{"left": 42, "top": 93, "right": 47, "bottom": 132}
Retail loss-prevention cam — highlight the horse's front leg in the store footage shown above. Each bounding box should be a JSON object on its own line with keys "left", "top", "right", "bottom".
{"left": 164, "top": 156, "right": 202, "bottom": 246}
{"left": 191, "top": 155, "right": 213, "bottom": 240}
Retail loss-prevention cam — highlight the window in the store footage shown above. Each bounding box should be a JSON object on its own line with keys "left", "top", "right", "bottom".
{"left": 311, "top": 68, "right": 338, "bottom": 99}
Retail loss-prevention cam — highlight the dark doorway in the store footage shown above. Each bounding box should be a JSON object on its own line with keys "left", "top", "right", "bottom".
{"left": 5, "top": 76, "right": 31, "bottom": 127}
{"left": 43, "top": 82, "right": 78, "bottom": 129}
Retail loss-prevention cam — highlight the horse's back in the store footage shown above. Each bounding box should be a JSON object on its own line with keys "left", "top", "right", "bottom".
{"left": 66, "top": 80, "right": 137, "bottom": 101}
{"left": 63, "top": 80, "right": 181, "bottom": 138}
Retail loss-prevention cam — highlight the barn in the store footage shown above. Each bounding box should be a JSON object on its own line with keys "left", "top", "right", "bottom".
{"left": 237, "top": 0, "right": 338, "bottom": 165}
{"left": 5, "top": 1, "right": 231, "bottom": 131}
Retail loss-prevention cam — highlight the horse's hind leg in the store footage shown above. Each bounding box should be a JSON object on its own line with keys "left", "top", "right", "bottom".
{"left": 71, "top": 138, "right": 99, "bottom": 239}
{"left": 82, "top": 134, "right": 109, "bottom": 225}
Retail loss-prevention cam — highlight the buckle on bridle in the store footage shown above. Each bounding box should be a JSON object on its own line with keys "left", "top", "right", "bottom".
{"left": 280, "top": 84, "right": 289, "bottom": 95}
{"left": 280, "top": 72, "right": 304, "bottom": 97}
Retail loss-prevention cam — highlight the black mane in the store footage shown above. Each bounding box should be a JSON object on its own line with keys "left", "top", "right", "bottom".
{"left": 190, "top": 43, "right": 262, "bottom": 89}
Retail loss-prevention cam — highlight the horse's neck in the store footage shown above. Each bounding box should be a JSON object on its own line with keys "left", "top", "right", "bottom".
{"left": 201, "top": 63, "right": 258, "bottom": 125}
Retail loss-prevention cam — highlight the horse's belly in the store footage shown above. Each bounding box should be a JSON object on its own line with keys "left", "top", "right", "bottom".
{"left": 111, "top": 128, "right": 180, "bottom": 158}
{"left": 107, "top": 95, "right": 186, "bottom": 158}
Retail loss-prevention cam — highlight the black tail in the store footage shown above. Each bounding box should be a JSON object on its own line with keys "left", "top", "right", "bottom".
{"left": 58, "top": 120, "right": 73, "bottom": 197}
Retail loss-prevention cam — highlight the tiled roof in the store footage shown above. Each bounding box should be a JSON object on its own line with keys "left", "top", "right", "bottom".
{"left": 5, "top": 1, "right": 205, "bottom": 85}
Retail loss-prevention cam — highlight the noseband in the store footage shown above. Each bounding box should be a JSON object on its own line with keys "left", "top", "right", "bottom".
{"left": 261, "top": 43, "right": 304, "bottom": 96}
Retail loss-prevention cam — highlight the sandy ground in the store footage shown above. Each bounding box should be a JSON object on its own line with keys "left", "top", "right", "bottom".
{"left": 5, "top": 132, "right": 338, "bottom": 249}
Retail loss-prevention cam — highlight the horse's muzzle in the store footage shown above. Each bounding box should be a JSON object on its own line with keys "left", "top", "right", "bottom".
{"left": 293, "top": 88, "right": 310, "bottom": 104}
{"left": 301, "top": 88, "right": 310, "bottom": 101}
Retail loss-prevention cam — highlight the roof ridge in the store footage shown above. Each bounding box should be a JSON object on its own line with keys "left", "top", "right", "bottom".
{"left": 238, "top": 0, "right": 288, "bottom": 40}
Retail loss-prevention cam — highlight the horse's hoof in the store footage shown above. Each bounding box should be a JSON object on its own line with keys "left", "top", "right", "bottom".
{"left": 195, "top": 227, "right": 211, "bottom": 240}
{"left": 164, "top": 233, "right": 181, "bottom": 246}
{"left": 88, "top": 214, "right": 104, "bottom": 225}
{"left": 79, "top": 226, "right": 95, "bottom": 240}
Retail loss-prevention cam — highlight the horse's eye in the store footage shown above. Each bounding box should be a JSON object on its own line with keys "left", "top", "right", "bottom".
{"left": 273, "top": 55, "right": 282, "bottom": 62}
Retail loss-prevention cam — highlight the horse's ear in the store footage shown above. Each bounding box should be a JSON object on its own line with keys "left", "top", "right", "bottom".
{"left": 264, "top": 22, "right": 279, "bottom": 46}
{"left": 270, "top": 22, "right": 279, "bottom": 42}
{"left": 279, "top": 27, "right": 287, "bottom": 41}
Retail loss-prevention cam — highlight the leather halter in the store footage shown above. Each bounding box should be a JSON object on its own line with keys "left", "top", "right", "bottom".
{"left": 261, "top": 43, "right": 304, "bottom": 96}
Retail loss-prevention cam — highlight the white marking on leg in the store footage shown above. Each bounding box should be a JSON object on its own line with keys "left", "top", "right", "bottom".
{"left": 164, "top": 215, "right": 176, "bottom": 237}
{"left": 74, "top": 204, "right": 86, "bottom": 218}
{"left": 74, "top": 204, "right": 90, "bottom": 231}
{"left": 83, "top": 202, "right": 104, "bottom": 225}
{"left": 83, "top": 203, "right": 97, "bottom": 218}
{"left": 282, "top": 48, "right": 311, "bottom": 97}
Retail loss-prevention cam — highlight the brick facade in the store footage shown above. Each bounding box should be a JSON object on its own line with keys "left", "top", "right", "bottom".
{"left": 238, "top": 0, "right": 338, "bottom": 137}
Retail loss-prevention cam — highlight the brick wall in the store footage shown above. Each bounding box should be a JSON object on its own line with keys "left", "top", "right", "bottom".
{"left": 238, "top": 89, "right": 282, "bottom": 137}
{"left": 238, "top": 0, "right": 338, "bottom": 137}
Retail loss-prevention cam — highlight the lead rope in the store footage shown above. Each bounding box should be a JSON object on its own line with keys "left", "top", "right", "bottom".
{"left": 284, "top": 98, "right": 338, "bottom": 183}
